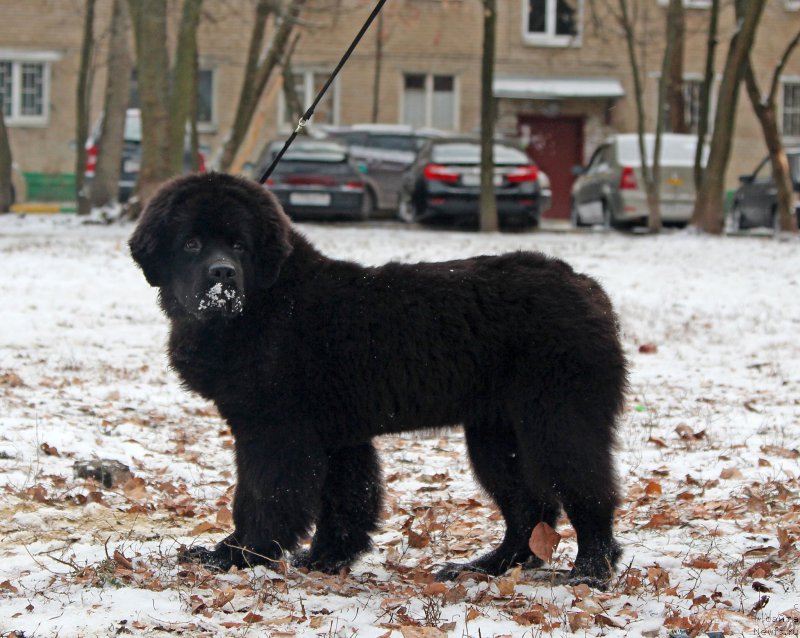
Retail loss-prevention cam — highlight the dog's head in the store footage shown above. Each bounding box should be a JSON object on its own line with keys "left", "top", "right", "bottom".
{"left": 129, "top": 173, "right": 294, "bottom": 319}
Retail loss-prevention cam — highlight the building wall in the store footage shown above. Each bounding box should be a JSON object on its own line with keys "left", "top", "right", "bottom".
{"left": 1, "top": 0, "right": 799, "bottom": 200}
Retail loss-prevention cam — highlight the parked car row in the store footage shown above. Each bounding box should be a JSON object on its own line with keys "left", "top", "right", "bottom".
{"left": 77, "top": 113, "right": 796, "bottom": 233}
{"left": 257, "top": 124, "right": 550, "bottom": 229}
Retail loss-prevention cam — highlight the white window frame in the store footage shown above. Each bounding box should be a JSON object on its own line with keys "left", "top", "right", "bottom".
{"left": 522, "top": 0, "right": 583, "bottom": 48}
{"left": 277, "top": 69, "right": 340, "bottom": 132}
{"left": 781, "top": 76, "right": 800, "bottom": 140}
{"left": 196, "top": 67, "right": 216, "bottom": 132}
{"left": 0, "top": 49, "right": 59, "bottom": 127}
{"left": 399, "top": 73, "right": 459, "bottom": 131}
{"left": 652, "top": 71, "right": 716, "bottom": 136}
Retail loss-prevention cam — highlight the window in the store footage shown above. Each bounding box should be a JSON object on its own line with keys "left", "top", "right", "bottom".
{"left": 197, "top": 68, "right": 215, "bottom": 128}
{"left": 783, "top": 81, "right": 800, "bottom": 137}
{"left": 402, "top": 73, "right": 457, "bottom": 130}
{"left": 524, "top": 0, "right": 581, "bottom": 46}
{"left": 0, "top": 54, "right": 52, "bottom": 125}
{"left": 664, "top": 78, "right": 706, "bottom": 134}
{"left": 280, "top": 70, "right": 338, "bottom": 128}
{"left": 657, "top": 0, "right": 711, "bottom": 7}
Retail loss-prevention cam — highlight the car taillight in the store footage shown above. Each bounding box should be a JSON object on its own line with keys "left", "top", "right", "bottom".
{"left": 620, "top": 165, "right": 637, "bottom": 190}
{"left": 506, "top": 165, "right": 539, "bottom": 183}
{"left": 265, "top": 178, "right": 275, "bottom": 187}
{"left": 423, "top": 164, "right": 459, "bottom": 183}
{"left": 85, "top": 144, "right": 98, "bottom": 177}
{"left": 343, "top": 180, "right": 364, "bottom": 190}
{"left": 197, "top": 151, "right": 206, "bottom": 173}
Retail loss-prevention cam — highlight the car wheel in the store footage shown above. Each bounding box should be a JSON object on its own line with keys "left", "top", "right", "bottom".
{"left": 771, "top": 208, "right": 781, "bottom": 234}
{"left": 727, "top": 203, "right": 744, "bottom": 233}
{"left": 397, "top": 197, "right": 416, "bottom": 223}
{"left": 601, "top": 201, "right": 612, "bottom": 230}
{"left": 570, "top": 200, "right": 587, "bottom": 228}
{"left": 357, "top": 189, "right": 375, "bottom": 221}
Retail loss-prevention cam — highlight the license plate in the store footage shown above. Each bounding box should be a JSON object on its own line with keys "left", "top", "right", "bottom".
{"left": 289, "top": 192, "right": 331, "bottom": 206}
{"left": 461, "top": 173, "right": 502, "bottom": 187}
{"left": 123, "top": 159, "right": 140, "bottom": 173}
{"left": 667, "top": 176, "right": 684, "bottom": 187}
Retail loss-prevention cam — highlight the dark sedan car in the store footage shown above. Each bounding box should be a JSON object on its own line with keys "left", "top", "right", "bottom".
{"left": 257, "top": 139, "right": 369, "bottom": 221}
{"left": 398, "top": 139, "right": 548, "bottom": 228}
{"left": 729, "top": 148, "right": 800, "bottom": 231}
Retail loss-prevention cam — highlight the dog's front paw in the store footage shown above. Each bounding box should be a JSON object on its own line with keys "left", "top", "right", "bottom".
{"left": 291, "top": 549, "right": 351, "bottom": 574}
{"left": 178, "top": 544, "right": 235, "bottom": 572}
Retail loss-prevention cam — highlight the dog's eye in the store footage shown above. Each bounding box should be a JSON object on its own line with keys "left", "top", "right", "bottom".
{"left": 232, "top": 241, "right": 245, "bottom": 252}
{"left": 184, "top": 238, "right": 202, "bottom": 252}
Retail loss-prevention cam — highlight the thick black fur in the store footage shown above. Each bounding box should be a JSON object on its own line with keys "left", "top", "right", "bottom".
{"left": 129, "top": 172, "right": 628, "bottom": 586}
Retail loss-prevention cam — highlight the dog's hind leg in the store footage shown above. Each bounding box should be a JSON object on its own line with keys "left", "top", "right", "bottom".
{"left": 292, "top": 442, "right": 383, "bottom": 574}
{"left": 514, "top": 407, "right": 622, "bottom": 588}
{"left": 436, "top": 423, "right": 560, "bottom": 581}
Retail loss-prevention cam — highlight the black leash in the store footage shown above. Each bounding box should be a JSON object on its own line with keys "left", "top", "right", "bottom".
{"left": 258, "top": 0, "right": 388, "bottom": 184}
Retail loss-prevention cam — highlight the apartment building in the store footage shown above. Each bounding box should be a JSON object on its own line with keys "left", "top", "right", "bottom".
{"left": 1, "top": 0, "right": 799, "bottom": 216}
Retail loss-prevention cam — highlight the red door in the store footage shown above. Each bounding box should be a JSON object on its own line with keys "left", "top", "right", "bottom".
{"left": 518, "top": 116, "right": 584, "bottom": 220}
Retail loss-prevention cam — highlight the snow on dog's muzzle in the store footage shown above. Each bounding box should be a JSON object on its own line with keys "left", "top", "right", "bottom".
{"left": 197, "top": 282, "right": 244, "bottom": 316}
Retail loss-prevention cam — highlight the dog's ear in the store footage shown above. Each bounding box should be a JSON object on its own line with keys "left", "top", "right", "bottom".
{"left": 255, "top": 189, "right": 294, "bottom": 289}
{"left": 129, "top": 183, "right": 177, "bottom": 287}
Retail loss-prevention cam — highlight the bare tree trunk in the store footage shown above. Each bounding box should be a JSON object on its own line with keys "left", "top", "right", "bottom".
{"left": 666, "top": 0, "right": 686, "bottom": 134}
{"left": 743, "top": 29, "right": 800, "bottom": 234}
{"left": 128, "top": 0, "right": 172, "bottom": 204}
{"left": 694, "top": 0, "right": 719, "bottom": 191}
{"left": 0, "top": 109, "right": 12, "bottom": 212}
{"left": 75, "top": 0, "right": 96, "bottom": 215}
{"left": 690, "top": 0, "right": 767, "bottom": 234}
{"left": 90, "top": 0, "right": 131, "bottom": 209}
{"left": 619, "top": 0, "right": 656, "bottom": 227}
{"left": 371, "top": 12, "right": 383, "bottom": 123}
{"left": 219, "top": 0, "right": 306, "bottom": 173}
{"left": 168, "top": 0, "right": 203, "bottom": 175}
{"left": 281, "top": 35, "right": 305, "bottom": 131}
{"left": 479, "top": 0, "right": 497, "bottom": 233}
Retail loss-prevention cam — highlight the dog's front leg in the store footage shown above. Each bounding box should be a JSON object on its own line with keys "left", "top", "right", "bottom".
{"left": 182, "top": 425, "right": 327, "bottom": 571}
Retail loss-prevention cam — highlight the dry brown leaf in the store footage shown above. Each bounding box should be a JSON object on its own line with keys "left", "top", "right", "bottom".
{"left": 568, "top": 611, "right": 592, "bottom": 632}
{"left": 720, "top": 467, "right": 743, "bottom": 480}
{"left": 216, "top": 506, "right": 233, "bottom": 527}
{"left": 242, "top": 612, "right": 263, "bottom": 623}
{"left": 529, "top": 521, "right": 561, "bottom": 562}
{"left": 122, "top": 476, "right": 148, "bottom": 500}
{"left": 644, "top": 481, "right": 662, "bottom": 496}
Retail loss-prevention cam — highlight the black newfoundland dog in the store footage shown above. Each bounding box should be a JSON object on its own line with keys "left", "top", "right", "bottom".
{"left": 129, "top": 173, "right": 627, "bottom": 586}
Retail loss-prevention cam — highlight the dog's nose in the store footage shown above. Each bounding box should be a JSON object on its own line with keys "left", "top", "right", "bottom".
{"left": 208, "top": 261, "right": 237, "bottom": 281}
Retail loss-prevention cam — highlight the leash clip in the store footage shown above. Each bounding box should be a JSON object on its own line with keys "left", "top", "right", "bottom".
{"left": 295, "top": 117, "right": 309, "bottom": 133}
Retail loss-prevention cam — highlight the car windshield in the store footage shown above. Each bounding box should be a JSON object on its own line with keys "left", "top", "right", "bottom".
{"left": 431, "top": 143, "right": 529, "bottom": 165}
{"left": 367, "top": 135, "right": 421, "bottom": 152}
{"left": 617, "top": 136, "right": 703, "bottom": 166}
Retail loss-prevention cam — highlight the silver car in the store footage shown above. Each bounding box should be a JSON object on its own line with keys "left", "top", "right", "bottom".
{"left": 571, "top": 134, "right": 703, "bottom": 228}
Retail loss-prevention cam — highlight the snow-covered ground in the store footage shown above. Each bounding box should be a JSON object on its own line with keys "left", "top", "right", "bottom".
{"left": 0, "top": 214, "right": 798, "bottom": 638}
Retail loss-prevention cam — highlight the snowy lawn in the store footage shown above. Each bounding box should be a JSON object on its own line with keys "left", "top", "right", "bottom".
{"left": 0, "top": 215, "right": 798, "bottom": 638}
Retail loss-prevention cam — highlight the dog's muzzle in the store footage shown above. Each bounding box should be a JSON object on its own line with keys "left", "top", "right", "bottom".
{"left": 194, "top": 260, "right": 245, "bottom": 316}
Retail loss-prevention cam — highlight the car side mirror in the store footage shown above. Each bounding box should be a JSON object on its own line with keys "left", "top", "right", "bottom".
{"left": 571, "top": 165, "right": 585, "bottom": 176}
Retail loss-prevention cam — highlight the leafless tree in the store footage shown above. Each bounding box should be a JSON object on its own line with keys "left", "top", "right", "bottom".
{"left": 743, "top": 28, "right": 800, "bottom": 234}
{"left": 666, "top": 0, "right": 686, "bottom": 134}
{"left": 479, "top": 0, "right": 497, "bottom": 232}
{"left": 127, "top": 0, "right": 204, "bottom": 206}
{"left": 75, "top": 0, "right": 96, "bottom": 214}
{"left": 89, "top": 0, "right": 132, "bottom": 209}
{"left": 218, "top": 0, "right": 307, "bottom": 173}
{"left": 690, "top": 0, "right": 767, "bottom": 234}
{"left": 0, "top": 109, "right": 12, "bottom": 212}
{"left": 694, "top": 0, "right": 720, "bottom": 191}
